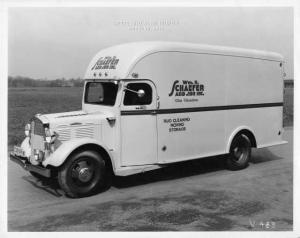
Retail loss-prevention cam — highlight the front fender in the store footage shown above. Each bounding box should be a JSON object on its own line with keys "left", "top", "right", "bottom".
{"left": 42, "top": 138, "right": 114, "bottom": 168}
{"left": 20, "top": 137, "right": 31, "bottom": 158}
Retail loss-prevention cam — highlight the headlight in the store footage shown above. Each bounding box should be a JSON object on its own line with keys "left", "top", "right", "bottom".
{"left": 25, "top": 123, "right": 31, "bottom": 137}
{"left": 45, "top": 128, "right": 57, "bottom": 144}
{"left": 33, "top": 149, "right": 44, "bottom": 162}
{"left": 45, "top": 128, "right": 51, "bottom": 143}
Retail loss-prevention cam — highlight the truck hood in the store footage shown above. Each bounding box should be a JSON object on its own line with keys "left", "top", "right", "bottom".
{"left": 36, "top": 110, "right": 111, "bottom": 128}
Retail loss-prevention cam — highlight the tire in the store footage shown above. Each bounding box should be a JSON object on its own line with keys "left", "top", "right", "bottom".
{"left": 226, "top": 134, "right": 251, "bottom": 171}
{"left": 58, "top": 150, "right": 111, "bottom": 198}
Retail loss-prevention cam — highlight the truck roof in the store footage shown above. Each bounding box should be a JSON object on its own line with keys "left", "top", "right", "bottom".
{"left": 84, "top": 41, "right": 284, "bottom": 80}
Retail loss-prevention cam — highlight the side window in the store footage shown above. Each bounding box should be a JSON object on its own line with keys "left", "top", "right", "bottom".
{"left": 124, "top": 83, "right": 152, "bottom": 106}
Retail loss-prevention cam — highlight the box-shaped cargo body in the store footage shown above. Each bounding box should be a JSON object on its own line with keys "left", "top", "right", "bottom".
{"left": 84, "top": 41, "right": 285, "bottom": 167}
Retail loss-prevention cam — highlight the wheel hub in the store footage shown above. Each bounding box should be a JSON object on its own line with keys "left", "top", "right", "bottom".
{"left": 233, "top": 147, "right": 242, "bottom": 160}
{"left": 78, "top": 167, "right": 93, "bottom": 182}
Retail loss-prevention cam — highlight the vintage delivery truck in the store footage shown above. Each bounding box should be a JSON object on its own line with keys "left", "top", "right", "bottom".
{"left": 10, "top": 42, "right": 287, "bottom": 197}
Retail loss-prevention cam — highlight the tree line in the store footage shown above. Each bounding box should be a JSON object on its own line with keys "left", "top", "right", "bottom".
{"left": 8, "top": 76, "right": 84, "bottom": 87}
{"left": 8, "top": 76, "right": 293, "bottom": 88}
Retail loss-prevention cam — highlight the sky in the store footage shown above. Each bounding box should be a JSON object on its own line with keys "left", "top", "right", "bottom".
{"left": 8, "top": 7, "right": 293, "bottom": 79}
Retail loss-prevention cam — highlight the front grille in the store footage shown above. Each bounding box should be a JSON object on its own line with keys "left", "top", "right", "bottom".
{"left": 30, "top": 118, "right": 45, "bottom": 160}
{"left": 31, "top": 117, "right": 45, "bottom": 136}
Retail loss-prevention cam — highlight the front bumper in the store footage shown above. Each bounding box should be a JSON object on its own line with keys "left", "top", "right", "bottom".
{"left": 10, "top": 153, "right": 51, "bottom": 178}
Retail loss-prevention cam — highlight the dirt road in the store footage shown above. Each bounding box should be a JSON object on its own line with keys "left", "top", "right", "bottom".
{"left": 7, "top": 128, "right": 293, "bottom": 231}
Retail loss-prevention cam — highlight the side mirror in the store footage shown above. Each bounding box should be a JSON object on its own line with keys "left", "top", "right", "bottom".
{"left": 137, "top": 89, "right": 145, "bottom": 98}
{"left": 124, "top": 87, "right": 145, "bottom": 98}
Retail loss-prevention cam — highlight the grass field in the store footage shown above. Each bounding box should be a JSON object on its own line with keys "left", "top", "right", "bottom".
{"left": 8, "top": 86, "right": 294, "bottom": 147}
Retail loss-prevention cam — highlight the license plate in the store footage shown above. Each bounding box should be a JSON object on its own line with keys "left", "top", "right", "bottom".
{"left": 14, "top": 146, "right": 25, "bottom": 157}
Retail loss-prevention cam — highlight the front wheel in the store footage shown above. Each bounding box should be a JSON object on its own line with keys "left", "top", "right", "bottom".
{"left": 58, "top": 150, "right": 110, "bottom": 198}
{"left": 226, "top": 134, "right": 251, "bottom": 171}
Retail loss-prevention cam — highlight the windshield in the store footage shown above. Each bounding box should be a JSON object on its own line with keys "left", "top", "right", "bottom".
{"left": 84, "top": 82, "right": 118, "bottom": 106}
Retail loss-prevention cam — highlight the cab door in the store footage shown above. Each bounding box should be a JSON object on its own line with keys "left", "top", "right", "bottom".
{"left": 120, "top": 80, "right": 158, "bottom": 166}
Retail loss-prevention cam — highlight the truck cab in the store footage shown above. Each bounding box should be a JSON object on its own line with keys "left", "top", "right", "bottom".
{"left": 82, "top": 78, "right": 159, "bottom": 167}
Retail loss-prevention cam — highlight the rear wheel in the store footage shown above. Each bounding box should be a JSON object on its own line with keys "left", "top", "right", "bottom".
{"left": 226, "top": 134, "right": 251, "bottom": 170}
{"left": 58, "top": 150, "right": 111, "bottom": 198}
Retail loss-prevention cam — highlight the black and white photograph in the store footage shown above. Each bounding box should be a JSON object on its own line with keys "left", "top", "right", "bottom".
{"left": 0, "top": 1, "right": 297, "bottom": 235}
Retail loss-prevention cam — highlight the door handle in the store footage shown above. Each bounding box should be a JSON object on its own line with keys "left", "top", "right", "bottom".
{"left": 70, "top": 122, "right": 82, "bottom": 126}
{"left": 150, "top": 110, "right": 157, "bottom": 115}
{"left": 135, "top": 105, "right": 146, "bottom": 110}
